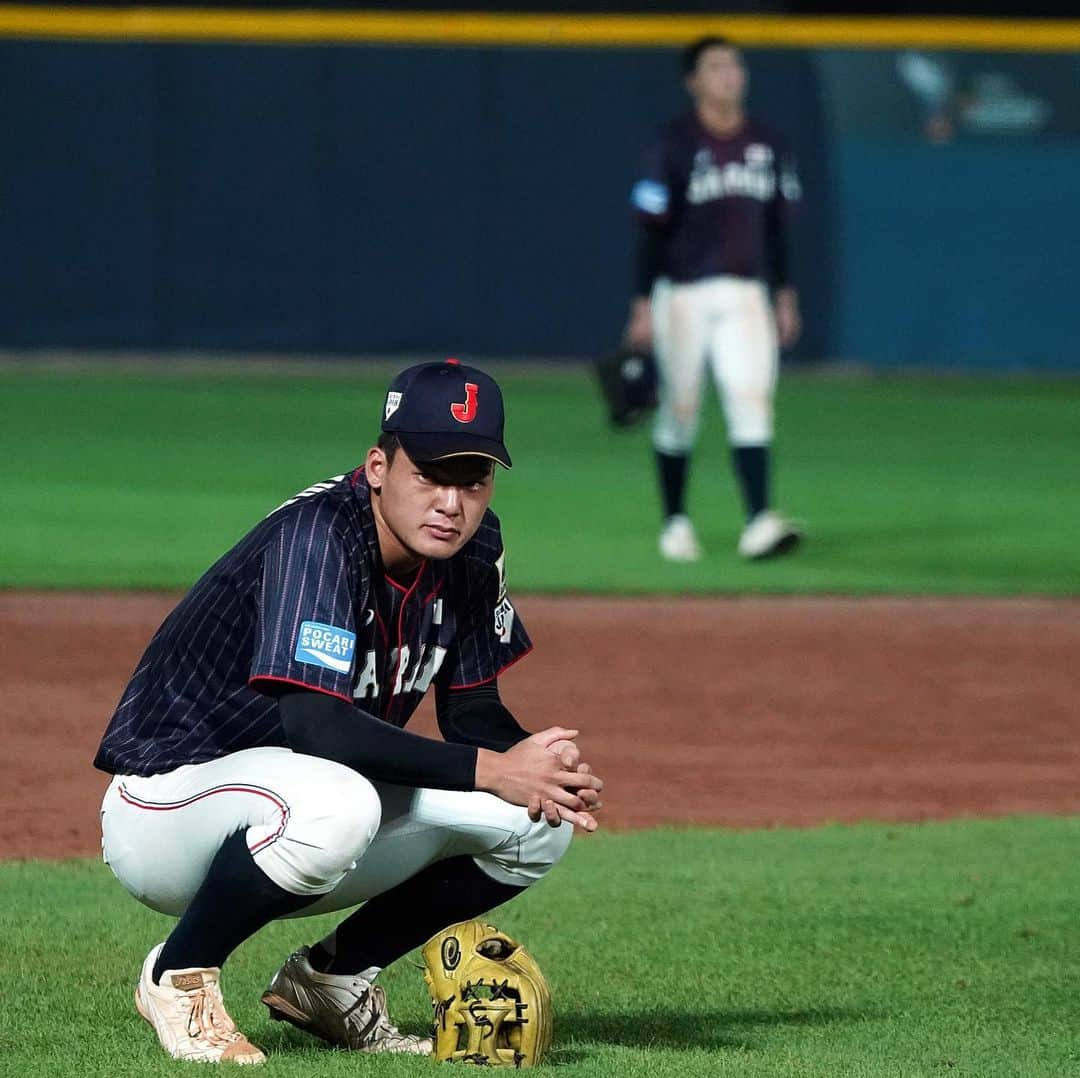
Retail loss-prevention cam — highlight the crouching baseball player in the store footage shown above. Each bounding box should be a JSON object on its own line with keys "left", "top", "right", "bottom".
{"left": 94, "top": 360, "right": 603, "bottom": 1065}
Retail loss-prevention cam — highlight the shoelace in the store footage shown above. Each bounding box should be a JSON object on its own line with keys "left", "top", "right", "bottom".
{"left": 361, "top": 985, "right": 418, "bottom": 1046}
{"left": 186, "top": 987, "right": 242, "bottom": 1048}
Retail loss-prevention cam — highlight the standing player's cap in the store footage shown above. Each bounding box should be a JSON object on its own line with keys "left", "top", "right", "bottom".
{"left": 381, "top": 359, "right": 512, "bottom": 469}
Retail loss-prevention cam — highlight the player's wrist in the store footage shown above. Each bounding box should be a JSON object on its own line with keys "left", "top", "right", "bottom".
{"left": 473, "top": 747, "right": 498, "bottom": 792}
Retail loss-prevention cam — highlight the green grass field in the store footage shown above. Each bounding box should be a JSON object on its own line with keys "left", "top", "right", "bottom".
{"left": 5, "top": 818, "right": 1080, "bottom": 1077}
{"left": 1, "top": 362, "right": 1078, "bottom": 593}
{"left": 4, "top": 361, "right": 1078, "bottom": 1076}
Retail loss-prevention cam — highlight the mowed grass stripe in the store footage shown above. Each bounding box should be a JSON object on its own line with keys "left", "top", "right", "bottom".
{"left": 1, "top": 364, "right": 1077, "bottom": 594}
{"left": 3, "top": 818, "right": 1080, "bottom": 1076}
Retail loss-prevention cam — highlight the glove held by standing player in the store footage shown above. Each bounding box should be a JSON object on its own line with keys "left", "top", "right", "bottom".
{"left": 422, "top": 920, "right": 552, "bottom": 1067}
{"left": 594, "top": 345, "right": 659, "bottom": 428}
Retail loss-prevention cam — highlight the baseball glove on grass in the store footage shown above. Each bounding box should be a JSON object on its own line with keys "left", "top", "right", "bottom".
{"left": 422, "top": 920, "right": 552, "bottom": 1067}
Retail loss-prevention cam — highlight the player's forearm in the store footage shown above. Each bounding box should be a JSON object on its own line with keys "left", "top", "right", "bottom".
{"left": 634, "top": 221, "right": 667, "bottom": 298}
{"left": 278, "top": 690, "right": 478, "bottom": 791}
{"left": 764, "top": 206, "right": 794, "bottom": 291}
{"left": 435, "top": 682, "right": 530, "bottom": 752}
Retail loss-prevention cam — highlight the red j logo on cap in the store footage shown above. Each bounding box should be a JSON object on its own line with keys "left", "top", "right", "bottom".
{"left": 451, "top": 382, "right": 479, "bottom": 424}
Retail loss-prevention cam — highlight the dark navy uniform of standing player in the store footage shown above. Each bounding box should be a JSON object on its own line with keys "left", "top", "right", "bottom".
{"left": 635, "top": 115, "right": 797, "bottom": 291}
{"left": 95, "top": 361, "right": 602, "bottom": 1065}
{"left": 625, "top": 36, "right": 804, "bottom": 563}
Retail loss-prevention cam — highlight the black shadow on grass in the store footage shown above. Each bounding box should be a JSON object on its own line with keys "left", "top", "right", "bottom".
{"left": 555, "top": 1005, "right": 873, "bottom": 1053}
{"left": 254, "top": 1006, "right": 876, "bottom": 1064}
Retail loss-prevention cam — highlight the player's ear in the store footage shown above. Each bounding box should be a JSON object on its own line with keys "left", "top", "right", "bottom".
{"left": 366, "top": 446, "right": 388, "bottom": 492}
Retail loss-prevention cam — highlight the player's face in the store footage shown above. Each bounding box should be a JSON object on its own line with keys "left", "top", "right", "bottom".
{"left": 687, "top": 46, "right": 746, "bottom": 110}
{"left": 367, "top": 445, "right": 495, "bottom": 570}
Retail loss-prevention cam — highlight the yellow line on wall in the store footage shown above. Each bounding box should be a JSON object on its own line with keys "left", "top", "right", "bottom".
{"left": 1, "top": 7, "right": 1079, "bottom": 52}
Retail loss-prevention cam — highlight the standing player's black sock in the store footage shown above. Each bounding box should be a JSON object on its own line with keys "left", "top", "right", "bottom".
{"left": 732, "top": 445, "right": 770, "bottom": 521}
{"left": 153, "top": 830, "right": 314, "bottom": 982}
{"left": 655, "top": 450, "right": 690, "bottom": 519}
{"left": 308, "top": 855, "right": 526, "bottom": 976}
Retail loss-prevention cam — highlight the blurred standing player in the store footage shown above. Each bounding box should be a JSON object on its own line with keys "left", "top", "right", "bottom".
{"left": 625, "top": 36, "right": 804, "bottom": 561}
{"left": 94, "top": 360, "right": 603, "bottom": 1064}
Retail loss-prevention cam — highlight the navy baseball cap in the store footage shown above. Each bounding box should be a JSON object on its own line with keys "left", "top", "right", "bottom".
{"left": 381, "top": 359, "right": 512, "bottom": 469}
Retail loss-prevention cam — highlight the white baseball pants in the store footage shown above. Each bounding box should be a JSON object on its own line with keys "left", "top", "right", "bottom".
{"left": 100, "top": 747, "right": 572, "bottom": 918}
{"left": 651, "top": 275, "right": 778, "bottom": 453}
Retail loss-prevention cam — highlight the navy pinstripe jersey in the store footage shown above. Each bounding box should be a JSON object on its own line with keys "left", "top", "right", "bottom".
{"left": 93, "top": 468, "right": 532, "bottom": 777}
{"left": 630, "top": 112, "right": 800, "bottom": 288}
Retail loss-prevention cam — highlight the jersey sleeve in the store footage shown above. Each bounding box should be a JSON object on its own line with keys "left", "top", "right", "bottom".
{"left": 249, "top": 503, "right": 359, "bottom": 702}
{"left": 778, "top": 149, "right": 802, "bottom": 206}
{"left": 443, "top": 547, "right": 532, "bottom": 690}
{"left": 766, "top": 137, "right": 801, "bottom": 289}
{"left": 630, "top": 132, "right": 673, "bottom": 221}
{"left": 631, "top": 129, "right": 675, "bottom": 295}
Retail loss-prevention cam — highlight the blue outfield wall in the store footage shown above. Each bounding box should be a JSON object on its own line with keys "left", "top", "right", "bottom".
{"left": 0, "top": 39, "right": 831, "bottom": 360}
{"left": 834, "top": 141, "right": 1080, "bottom": 370}
{"left": 0, "top": 35, "right": 1075, "bottom": 369}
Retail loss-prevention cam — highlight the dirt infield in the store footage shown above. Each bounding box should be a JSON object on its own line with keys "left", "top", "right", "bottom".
{"left": 3, "top": 591, "right": 1078, "bottom": 859}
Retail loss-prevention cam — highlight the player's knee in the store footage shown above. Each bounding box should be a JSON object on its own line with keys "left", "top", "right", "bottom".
{"left": 726, "top": 395, "right": 773, "bottom": 444}
{"left": 653, "top": 409, "right": 699, "bottom": 454}
{"left": 299, "top": 769, "right": 383, "bottom": 874}
{"left": 522, "top": 814, "right": 574, "bottom": 877}
{"left": 255, "top": 766, "right": 382, "bottom": 895}
{"left": 474, "top": 809, "right": 574, "bottom": 887}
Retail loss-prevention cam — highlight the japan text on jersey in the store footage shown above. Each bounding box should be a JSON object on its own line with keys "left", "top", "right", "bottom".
{"left": 685, "top": 143, "right": 801, "bottom": 205}
{"left": 94, "top": 470, "right": 531, "bottom": 777}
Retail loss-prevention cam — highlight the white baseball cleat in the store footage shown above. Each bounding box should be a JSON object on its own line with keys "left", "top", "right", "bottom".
{"left": 261, "top": 946, "right": 433, "bottom": 1055}
{"left": 135, "top": 943, "right": 266, "bottom": 1064}
{"left": 659, "top": 514, "right": 703, "bottom": 562}
{"left": 737, "top": 510, "right": 803, "bottom": 560}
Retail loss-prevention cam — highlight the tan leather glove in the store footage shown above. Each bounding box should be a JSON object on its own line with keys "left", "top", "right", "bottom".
{"left": 422, "top": 920, "right": 552, "bottom": 1067}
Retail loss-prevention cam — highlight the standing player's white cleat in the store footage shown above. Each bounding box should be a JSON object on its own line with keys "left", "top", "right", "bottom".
{"left": 135, "top": 943, "right": 266, "bottom": 1064}
{"left": 738, "top": 510, "right": 803, "bottom": 560}
{"left": 261, "top": 946, "right": 433, "bottom": 1054}
{"left": 659, "top": 514, "right": 703, "bottom": 562}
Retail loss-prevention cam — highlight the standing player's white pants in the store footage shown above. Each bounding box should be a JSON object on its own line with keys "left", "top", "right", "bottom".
{"left": 651, "top": 275, "right": 778, "bottom": 453}
{"left": 100, "top": 747, "right": 572, "bottom": 919}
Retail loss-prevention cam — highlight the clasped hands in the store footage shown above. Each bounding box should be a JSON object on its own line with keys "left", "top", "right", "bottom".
{"left": 475, "top": 726, "right": 605, "bottom": 833}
